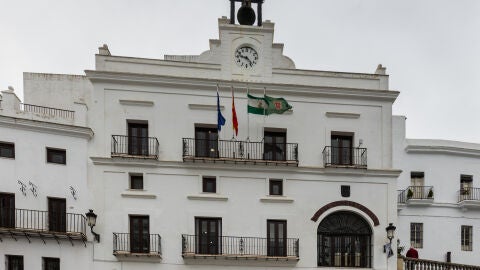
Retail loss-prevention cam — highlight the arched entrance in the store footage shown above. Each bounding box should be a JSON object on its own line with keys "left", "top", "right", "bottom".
{"left": 317, "top": 211, "right": 372, "bottom": 268}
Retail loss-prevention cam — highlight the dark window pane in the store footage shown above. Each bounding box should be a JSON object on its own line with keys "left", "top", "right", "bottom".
{"left": 128, "top": 123, "right": 149, "bottom": 156}
{"left": 43, "top": 257, "right": 60, "bottom": 270}
{"left": 0, "top": 142, "right": 15, "bottom": 158}
{"left": 195, "top": 127, "right": 218, "bottom": 158}
{"left": 46, "top": 148, "right": 66, "bottom": 164}
{"left": 331, "top": 135, "right": 353, "bottom": 165}
{"left": 130, "top": 175, "right": 143, "bottom": 190}
{"left": 264, "top": 131, "right": 286, "bottom": 161}
{"left": 7, "top": 255, "right": 23, "bottom": 270}
{"left": 341, "top": 185, "right": 350, "bottom": 197}
{"left": 202, "top": 177, "right": 216, "bottom": 193}
{"left": 267, "top": 220, "right": 287, "bottom": 256}
{"left": 130, "top": 216, "right": 150, "bottom": 253}
{"left": 0, "top": 193, "right": 15, "bottom": 228}
{"left": 269, "top": 179, "right": 283, "bottom": 195}
{"left": 48, "top": 198, "right": 66, "bottom": 232}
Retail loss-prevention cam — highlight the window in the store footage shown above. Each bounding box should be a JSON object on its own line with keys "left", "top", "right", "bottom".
{"left": 0, "top": 142, "right": 15, "bottom": 159}
{"left": 130, "top": 215, "right": 150, "bottom": 253}
{"left": 269, "top": 179, "right": 283, "bottom": 196}
{"left": 48, "top": 198, "right": 66, "bottom": 232}
{"left": 341, "top": 185, "right": 350, "bottom": 197}
{"left": 43, "top": 257, "right": 60, "bottom": 270}
{"left": 195, "top": 217, "right": 221, "bottom": 254}
{"left": 461, "top": 226, "right": 473, "bottom": 251}
{"left": 410, "top": 172, "right": 425, "bottom": 199}
{"left": 460, "top": 175, "right": 473, "bottom": 197}
{"left": 410, "top": 223, "right": 423, "bottom": 248}
{"left": 202, "top": 176, "right": 216, "bottom": 193}
{"left": 6, "top": 255, "right": 23, "bottom": 270}
{"left": 46, "top": 148, "right": 66, "bottom": 164}
{"left": 127, "top": 122, "right": 149, "bottom": 156}
{"left": 267, "top": 220, "right": 287, "bottom": 256}
{"left": 0, "top": 193, "right": 15, "bottom": 228}
{"left": 317, "top": 211, "right": 371, "bottom": 267}
{"left": 194, "top": 126, "right": 218, "bottom": 158}
{"left": 264, "top": 130, "right": 286, "bottom": 161}
{"left": 331, "top": 133, "right": 353, "bottom": 165}
{"left": 130, "top": 174, "right": 143, "bottom": 190}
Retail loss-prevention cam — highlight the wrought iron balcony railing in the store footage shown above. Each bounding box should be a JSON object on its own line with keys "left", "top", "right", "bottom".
{"left": 322, "top": 146, "right": 367, "bottom": 168}
{"left": 398, "top": 190, "right": 407, "bottom": 204}
{"left": 181, "top": 234, "right": 299, "bottom": 259}
{"left": 182, "top": 138, "right": 298, "bottom": 165}
{"left": 111, "top": 135, "right": 159, "bottom": 159}
{"left": 0, "top": 208, "right": 86, "bottom": 243}
{"left": 458, "top": 187, "right": 480, "bottom": 202}
{"left": 113, "top": 233, "right": 162, "bottom": 256}
{"left": 20, "top": 103, "right": 75, "bottom": 119}
{"left": 403, "top": 186, "right": 434, "bottom": 200}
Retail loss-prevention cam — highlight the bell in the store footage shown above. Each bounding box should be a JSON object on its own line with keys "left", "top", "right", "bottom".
{"left": 237, "top": 0, "right": 256, "bottom": 25}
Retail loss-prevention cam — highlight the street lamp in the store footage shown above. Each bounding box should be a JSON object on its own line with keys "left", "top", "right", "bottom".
{"left": 85, "top": 209, "right": 100, "bottom": 242}
{"left": 386, "top": 223, "right": 396, "bottom": 244}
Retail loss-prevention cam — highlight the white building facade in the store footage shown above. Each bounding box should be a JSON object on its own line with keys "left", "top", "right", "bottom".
{"left": 1, "top": 3, "right": 479, "bottom": 270}
{"left": 0, "top": 76, "right": 94, "bottom": 270}
{"left": 393, "top": 116, "right": 480, "bottom": 265}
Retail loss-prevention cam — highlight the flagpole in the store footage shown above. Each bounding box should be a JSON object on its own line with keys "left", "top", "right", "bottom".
{"left": 247, "top": 84, "right": 250, "bottom": 141}
{"left": 217, "top": 83, "right": 220, "bottom": 140}
{"left": 263, "top": 87, "right": 267, "bottom": 140}
{"left": 231, "top": 85, "right": 234, "bottom": 140}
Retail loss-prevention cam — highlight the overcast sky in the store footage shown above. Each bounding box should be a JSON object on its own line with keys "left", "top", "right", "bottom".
{"left": 1, "top": 0, "right": 479, "bottom": 142}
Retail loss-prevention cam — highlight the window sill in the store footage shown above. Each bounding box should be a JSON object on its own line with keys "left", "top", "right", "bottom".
{"left": 187, "top": 194, "right": 228, "bottom": 201}
{"left": 121, "top": 190, "right": 156, "bottom": 199}
{"left": 260, "top": 196, "right": 294, "bottom": 203}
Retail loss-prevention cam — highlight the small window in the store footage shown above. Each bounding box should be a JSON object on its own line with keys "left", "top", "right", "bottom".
{"left": 461, "top": 225, "right": 473, "bottom": 251}
{"left": 6, "top": 255, "right": 23, "bottom": 270}
{"left": 341, "top": 185, "right": 350, "bottom": 197}
{"left": 0, "top": 142, "right": 15, "bottom": 159}
{"left": 410, "top": 223, "right": 423, "bottom": 248}
{"left": 269, "top": 179, "right": 283, "bottom": 196}
{"left": 43, "top": 257, "right": 60, "bottom": 270}
{"left": 202, "top": 176, "right": 216, "bottom": 193}
{"left": 130, "top": 174, "right": 144, "bottom": 190}
{"left": 46, "top": 148, "right": 66, "bottom": 164}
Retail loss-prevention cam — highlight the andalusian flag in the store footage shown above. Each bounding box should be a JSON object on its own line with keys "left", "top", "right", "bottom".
{"left": 231, "top": 86, "right": 238, "bottom": 136}
{"left": 247, "top": 94, "right": 269, "bottom": 115}
{"left": 264, "top": 95, "right": 292, "bottom": 115}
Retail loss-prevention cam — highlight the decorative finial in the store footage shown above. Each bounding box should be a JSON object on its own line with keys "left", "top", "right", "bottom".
{"left": 7, "top": 86, "right": 14, "bottom": 91}
{"left": 98, "top": 44, "right": 111, "bottom": 56}
{"left": 375, "top": 64, "right": 387, "bottom": 75}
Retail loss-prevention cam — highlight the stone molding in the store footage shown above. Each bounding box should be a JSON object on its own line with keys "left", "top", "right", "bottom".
{"left": 310, "top": 200, "right": 380, "bottom": 226}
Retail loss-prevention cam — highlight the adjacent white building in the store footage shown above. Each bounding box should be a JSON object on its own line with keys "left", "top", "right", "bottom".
{"left": 0, "top": 76, "right": 93, "bottom": 270}
{"left": 1, "top": 2, "right": 479, "bottom": 270}
{"left": 393, "top": 116, "right": 480, "bottom": 265}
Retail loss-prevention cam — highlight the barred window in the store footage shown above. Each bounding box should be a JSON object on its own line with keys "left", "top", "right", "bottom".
{"left": 410, "top": 223, "right": 423, "bottom": 248}
{"left": 6, "top": 255, "right": 23, "bottom": 270}
{"left": 461, "top": 226, "right": 473, "bottom": 251}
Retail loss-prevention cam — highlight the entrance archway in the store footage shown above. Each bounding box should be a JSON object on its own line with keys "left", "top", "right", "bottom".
{"left": 317, "top": 211, "right": 372, "bottom": 268}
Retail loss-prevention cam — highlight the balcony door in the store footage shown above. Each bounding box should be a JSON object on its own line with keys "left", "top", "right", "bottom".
{"left": 264, "top": 131, "right": 286, "bottom": 161}
{"left": 48, "top": 198, "right": 66, "bottom": 232}
{"left": 0, "top": 193, "right": 15, "bottom": 228}
{"left": 331, "top": 135, "right": 353, "bottom": 165}
{"left": 410, "top": 172, "right": 425, "bottom": 199}
{"left": 128, "top": 123, "right": 149, "bottom": 156}
{"left": 267, "top": 220, "right": 287, "bottom": 257}
{"left": 195, "top": 217, "right": 221, "bottom": 254}
{"left": 195, "top": 127, "right": 218, "bottom": 158}
{"left": 130, "top": 215, "right": 150, "bottom": 253}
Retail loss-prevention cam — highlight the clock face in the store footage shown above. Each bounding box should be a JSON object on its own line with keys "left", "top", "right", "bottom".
{"left": 234, "top": 46, "right": 258, "bottom": 69}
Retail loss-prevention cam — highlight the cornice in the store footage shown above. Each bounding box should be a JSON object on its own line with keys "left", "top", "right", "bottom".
{"left": 89, "top": 157, "right": 401, "bottom": 178}
{"left": 405, "top": 145, "right": 480, "bottom": 158}
{"left": 84, "top": 71, "right": 399, "bottom": 102}
{"left": 0, "top": 115, "right": 93, "bottom": 139}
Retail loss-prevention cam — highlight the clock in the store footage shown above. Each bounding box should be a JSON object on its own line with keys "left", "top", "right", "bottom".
{"left": 234, "top": 46, "right": 258, "bottom": 69}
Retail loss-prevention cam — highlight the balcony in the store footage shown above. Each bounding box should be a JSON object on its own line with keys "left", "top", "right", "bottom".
{"left": 182, "top": 138, "right": 298, "bottom": 166}
{"left": 0, "top": 208, "right": 86, "bottom": 245}
{"left": 181, "top": 234, "right": 299, "bottom": 261}
{"left": 322, "top": 146, "right": 367, "bottom": 169}
{"left": 20, "top": 103, "right": 75, "bottom": 120}
{"left": 111, "top": 135, "right": 159, "bottom": 159}
{"left": 113, "top": 233, "right": 162, "bottom": 259}
{"left": 399, "top": 186, "right": 434, "bottom": 206}
{"left": 458, "top": 187, "right": 480, "bottom": 208}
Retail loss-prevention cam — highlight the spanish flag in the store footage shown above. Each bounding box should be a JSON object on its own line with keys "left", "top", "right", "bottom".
{"left": 231, "top": 86, "right": 239, "bottom": 136}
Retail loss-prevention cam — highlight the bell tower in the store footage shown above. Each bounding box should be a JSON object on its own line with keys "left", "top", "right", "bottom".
{"left": 229, "top": 0, "right": 264, "bottom": 26}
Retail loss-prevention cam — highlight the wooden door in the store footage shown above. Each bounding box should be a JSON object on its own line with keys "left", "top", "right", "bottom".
{"left": 128, "top": 123, "right": 149, "bottom": 156}
{"left": 264, "top": 131, "right": 286, "bottom": 161}
{"left": 0, "top": 193, "right": 15, "bottom": 228}
{"left": 331, "top": 135, "right": 353, "bottom": 165}
{"left": 130, "top": 216, "right": 150, "bottom": 253}
{"left": 267, "top": 220, "right": 287, "bottom": 256}
{"left": 195, "top": 217, "right": 221, "bottom": 254}
{"left": 48, "top": 198, "right": 66, "bottom": 232}
{"left": 195, "top": 127, "right": 218, "bottom": 158}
